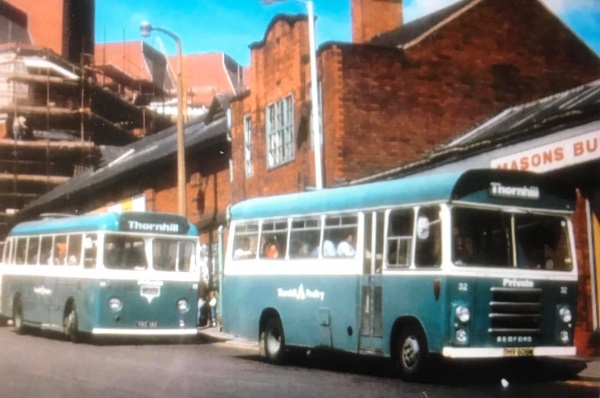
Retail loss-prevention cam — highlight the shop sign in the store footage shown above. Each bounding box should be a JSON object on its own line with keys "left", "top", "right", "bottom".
{"left": 490, "top": 129, "right": 600, "bottom": 173}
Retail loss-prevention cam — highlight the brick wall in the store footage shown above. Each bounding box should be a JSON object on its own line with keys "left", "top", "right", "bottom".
{"left": 333, "top": 0, "right": 600, "bottom": 182}
{"left": 231, "top": 16, "right": 315, "bottom": 202}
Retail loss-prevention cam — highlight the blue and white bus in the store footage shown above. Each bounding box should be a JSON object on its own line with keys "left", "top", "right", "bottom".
{"left": 0, "top": 211, "right": 201, "bottom": 341}
{"left": 222, "top": 169, "right": 578, "bottom": 380}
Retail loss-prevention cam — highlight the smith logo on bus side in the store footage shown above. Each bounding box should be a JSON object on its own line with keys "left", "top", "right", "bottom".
{"left": 126, "top": 221, "right": 180, "bottom": 233}
{"left": 277, "top": 284, "right": 325, "bottom": 301}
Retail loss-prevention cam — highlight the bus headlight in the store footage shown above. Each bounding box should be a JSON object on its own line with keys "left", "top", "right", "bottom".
{"left": 560, "top": 330, "right": 570, "bottom": 344}
{"left": 108, "top": 297, "right": 122, "bottom": 312}
{"left": 559, "top": 307, "right": 572, "bottom": 323}
{"left": 456, "top": 329, "right": 468, "bottom": 344}
{"left": 455, "top": 305, "right": 471, "bottom": 324}
{"left": 177, "top": 299, "right": 189, "bottom": 313}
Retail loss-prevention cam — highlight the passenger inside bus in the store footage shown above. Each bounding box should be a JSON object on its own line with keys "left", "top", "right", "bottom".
{"left": 262, "top": 237, "right": 280, "bottom": 259}
{"left": 234, "top": 237, "right": 255, "bottom": 259}
{"left": 336, "top": 233, "right": 356, "bottom": 257}
{"left": 50, "top": 241, "right": 67, "bottom": 265}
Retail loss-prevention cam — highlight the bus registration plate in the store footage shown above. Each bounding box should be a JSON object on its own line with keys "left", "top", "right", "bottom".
{"left": 136, "top": 321, "right": 159, "bottom": 328}
{"left": 503, "top": 347, "right": 533, "bottom": 357}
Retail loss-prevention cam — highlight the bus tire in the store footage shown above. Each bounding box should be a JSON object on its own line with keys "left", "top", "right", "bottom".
{"left": 13, "top": 298, "right": 25, "bottom": 335}
{"left": 394, "top": 323, "right": 429, "bottom": 381}
{"left": 64, "top": 303, "right": 81, "bottom": 343}
{"left": 263, "top": 317, "right": 286, "bottom": 364}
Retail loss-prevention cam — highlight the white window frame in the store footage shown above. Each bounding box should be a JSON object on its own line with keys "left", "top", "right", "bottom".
{"left": 243, "top": 114, "right": 253, "bottom": 177}
{"left": 266, "top": 94, "right": 295, "bottom": 169}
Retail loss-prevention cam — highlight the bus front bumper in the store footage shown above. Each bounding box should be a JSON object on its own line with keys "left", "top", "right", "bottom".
{"left": 442, "top": 346, "right": 576, "bottom": 359}
{"left": 92, "top": 328, "right": 198, "bottom": 336}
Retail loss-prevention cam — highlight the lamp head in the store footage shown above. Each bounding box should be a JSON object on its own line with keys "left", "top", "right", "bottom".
{"left": 140, "top": 21, "right": 153, "bottom": 38}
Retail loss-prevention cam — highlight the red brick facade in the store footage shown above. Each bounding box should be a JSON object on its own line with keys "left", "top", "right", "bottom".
{"left": 231, "top": 0, "right": 600, "bottom": 199}
{"left": 351, "top": 0, "right": 403, "bottom": 43}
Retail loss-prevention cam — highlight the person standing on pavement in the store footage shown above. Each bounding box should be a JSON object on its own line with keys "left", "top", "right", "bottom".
{"left": 209, "top": 290, "right": 218, "bottom": 327}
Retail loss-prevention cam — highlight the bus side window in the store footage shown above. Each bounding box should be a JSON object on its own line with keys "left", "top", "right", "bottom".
{"left": 52, "top": 235, "right": 68, "bottom": 266}
{"left": 415, "top": 206, "right": 441, "bottom": 268}
{"left": 39, "top": 236, "right": 53, "bottom": 265}
{"left": 67, "top": 234, "right": 82, "bottom": 267}
{"left": 27, "top": 236, "right": 40, "bottom": 265}
{"left": 289, "top": 217, "right": 320, "bottom": 259}
{"left": 260, "top": 220, "right": 288, "bottom": 259}
{"left": 323, "top": 215, "right": 358, "bottom": 258}
{"left": 386, "top": 209, "right": 414, "bottom": 269}
{"left": 83, "top": 234, "right": 97, "bottom": 269}
{"left": 232, "top": 222, "right": 259, "bottom": 260}
{"left": 15, "top": 238, "right": 26, "bottom": 265}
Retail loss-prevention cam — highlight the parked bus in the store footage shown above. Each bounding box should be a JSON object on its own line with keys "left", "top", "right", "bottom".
{"left": 0, "top": 211, "right": 201, "bottom": 341}
{"left": 222, "top": 169, "right": 578, "bottom": 380}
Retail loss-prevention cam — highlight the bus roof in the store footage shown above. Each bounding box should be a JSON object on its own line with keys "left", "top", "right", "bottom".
{"left": 9, "top": 211, "right": 199, "bottom": 237}
{"left": 230, "top": 169, "right": 575, "bottom": 220}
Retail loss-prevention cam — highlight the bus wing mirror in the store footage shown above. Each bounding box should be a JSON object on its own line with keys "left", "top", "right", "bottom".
{"left": 417, "top": 217, "right": 430, "bottom": 240}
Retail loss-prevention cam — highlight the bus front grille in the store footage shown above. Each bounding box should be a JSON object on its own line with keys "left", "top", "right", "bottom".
{"left": 488, "top": 287, "right": 542, "bottom": 334}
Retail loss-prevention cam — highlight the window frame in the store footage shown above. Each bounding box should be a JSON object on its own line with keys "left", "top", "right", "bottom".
{"left": 265, "top": 94, "right": 295, "bottom": 169}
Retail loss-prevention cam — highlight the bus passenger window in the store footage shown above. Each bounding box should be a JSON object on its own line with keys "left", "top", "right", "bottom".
{"left": 27, "top": 236, "right": 40, "bottom": 265}
{"left": 51, "top": 235, "right": 68, "bottom": 266}
{"left": 289, "top": 217, "right": 321, "bottom": 259}
{"left": 15, "top": 238, "right": 26, "bottom": 265}
{"left": 386, "top": 209, "right": 413, "bottom": 268}
{"left": 83, "top": 234, "right": 97, "bottom": 269}
{"left": 323, "top": 215, "right": 358, "bottom": 258}
{"left": 415, "top": 207, "right": 441, "bottom": 268}
{"left": 260, "top": 220, "right": 288, "bottom": 259}
{"left": 67, "top": 235, "right": 82, "bottom": 266}
{"left": 39, "top": 236, "right": 53, "bottom": 265}
{"left": 232, "top": 222, "right": 259, "bottom": 260}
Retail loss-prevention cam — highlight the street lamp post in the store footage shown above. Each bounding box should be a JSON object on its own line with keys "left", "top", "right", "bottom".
{"left": 140, "top": 21, "right": 187, "bottom": 216}
{"left": 264, "top": 0, "right": 323, "bottom": 190}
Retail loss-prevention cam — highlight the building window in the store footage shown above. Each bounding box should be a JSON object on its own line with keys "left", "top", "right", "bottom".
{"left": 266, "top": 94, "right": 294, "bottom": 169}
{"left": 243, "top": 114, "right": 253, "bottom": 177}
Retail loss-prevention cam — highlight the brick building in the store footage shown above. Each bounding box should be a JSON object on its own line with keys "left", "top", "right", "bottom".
{"left": 230, "top": 0, "right": 600, "bottom": 201}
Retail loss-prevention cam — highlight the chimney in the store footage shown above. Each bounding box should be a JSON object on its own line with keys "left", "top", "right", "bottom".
{"left": 351, "top": 0, "right": 403, "bottom": 43}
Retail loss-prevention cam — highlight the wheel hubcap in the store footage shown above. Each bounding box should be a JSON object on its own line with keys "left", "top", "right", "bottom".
{"left": 401, "top": 335, "right": 420, "bottom": 370}
{"left": 267, "top": 328, "right": 281, "bottom": 355}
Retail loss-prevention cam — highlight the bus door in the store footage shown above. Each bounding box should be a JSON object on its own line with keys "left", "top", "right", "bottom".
{"left": 359, "top": 212, "right": 384, "bottom": 354}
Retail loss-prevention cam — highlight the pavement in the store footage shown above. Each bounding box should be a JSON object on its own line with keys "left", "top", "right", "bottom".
{"left": 197, "top": 325, "right": 600, "bottom": 381}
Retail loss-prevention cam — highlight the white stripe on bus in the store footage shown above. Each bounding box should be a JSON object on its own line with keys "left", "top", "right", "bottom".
{"left": 92, "top": 328, "right": 198, "bottom": 336}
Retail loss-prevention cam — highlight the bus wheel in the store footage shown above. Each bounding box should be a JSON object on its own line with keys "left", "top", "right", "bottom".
{"left": 13, "top": 298, "right": 25, "bottom": 334}
{"left": 264, "top": 317, "right": 286, "bottom": 364}
{"left": 394, "top": 324, "right": 428, "bottom": 381}
{"left": 64, "top": 304, "right": 80, "bottom": 343}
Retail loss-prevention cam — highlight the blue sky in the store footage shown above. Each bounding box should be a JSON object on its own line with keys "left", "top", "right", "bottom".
{"left": 95, "top": 0, "right": 600, "bottom": 66}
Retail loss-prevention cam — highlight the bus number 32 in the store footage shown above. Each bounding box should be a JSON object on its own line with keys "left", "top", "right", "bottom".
{"left": 458, "top": 283, "right": 468, "bottom": 292}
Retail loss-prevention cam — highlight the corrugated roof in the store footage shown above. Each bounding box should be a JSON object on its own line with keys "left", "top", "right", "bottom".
{"left": 447, "top": 79, "right": 600, "bottom": 146}
{"left": 19, "top": 113, "right": 228, "bottom": 218}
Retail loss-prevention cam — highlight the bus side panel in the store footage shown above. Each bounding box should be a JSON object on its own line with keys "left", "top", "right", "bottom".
{"left": 382, "top": 274, "right": 448, "bottom": 355}
{"left": 223, "top": 274, "right": 362, "bottom": 353}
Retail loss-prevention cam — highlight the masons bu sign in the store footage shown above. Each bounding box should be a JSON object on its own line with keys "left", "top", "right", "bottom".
{"left": 490, "top": 129, "right": 600, "bottom": 173}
